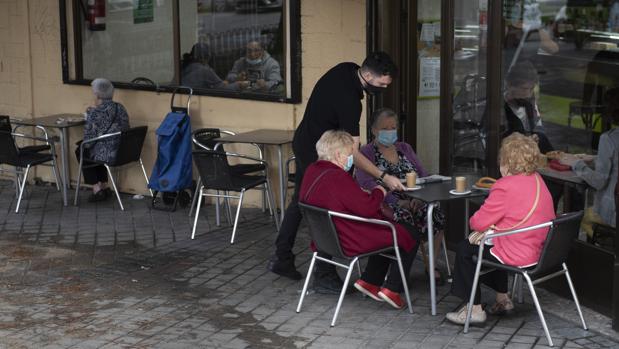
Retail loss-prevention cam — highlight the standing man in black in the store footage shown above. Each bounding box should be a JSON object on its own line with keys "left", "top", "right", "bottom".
{"left": 268, "top": 52, "right": 405, "bottom": 292}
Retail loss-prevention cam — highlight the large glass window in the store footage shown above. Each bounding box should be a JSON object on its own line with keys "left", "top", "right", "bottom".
{"left": 61, "top": 0, "right": 300, "bottom": 102}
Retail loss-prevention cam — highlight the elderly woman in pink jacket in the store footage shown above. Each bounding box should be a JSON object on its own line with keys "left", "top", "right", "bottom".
{"left": 446, "top": 133, "right": 556, "bottom": 326}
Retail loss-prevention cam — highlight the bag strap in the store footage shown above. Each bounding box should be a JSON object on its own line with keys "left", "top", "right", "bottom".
{"left": 303, "top": 169, "right": 336, "bottom": 202}
{"left": 493, "top": 173, "right": 541, "bottom": 232}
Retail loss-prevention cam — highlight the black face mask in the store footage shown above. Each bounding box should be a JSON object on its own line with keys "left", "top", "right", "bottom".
{"left": 360, "top": 72, "right": 387, "bottom": 95}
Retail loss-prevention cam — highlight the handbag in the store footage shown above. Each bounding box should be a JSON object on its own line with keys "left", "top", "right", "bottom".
{"left": 468, "top": 173, "right": 541, "bottom": 245}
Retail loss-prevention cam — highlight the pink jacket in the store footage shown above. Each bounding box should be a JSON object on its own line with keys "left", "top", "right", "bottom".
{"left": 470, "top": 173, "right": 555, "bottom": 267}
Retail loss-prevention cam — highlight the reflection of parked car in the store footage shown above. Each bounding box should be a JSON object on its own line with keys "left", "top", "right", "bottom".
{"left": 198, "top": 0, "right": 235, "bottom": 13}
{"left": 235, "top": 0, "right": 282, "bottom": 13}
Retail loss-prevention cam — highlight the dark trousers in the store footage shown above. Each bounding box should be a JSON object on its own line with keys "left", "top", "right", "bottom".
{"left": 75, "top": 147, "right": 108, "bottom": 185}
{"left": 275, "top": 157, "right": 309, "bottom": 261}
{"left": 451, "top": 239, "right": 508, "bottom": 305}
{"left": 360, "top": 225, "right": 420, "bottom": 292}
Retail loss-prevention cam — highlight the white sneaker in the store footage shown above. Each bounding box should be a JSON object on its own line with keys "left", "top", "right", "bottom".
{"left": 445, "top": 305, "right": 487, "bottom": 325}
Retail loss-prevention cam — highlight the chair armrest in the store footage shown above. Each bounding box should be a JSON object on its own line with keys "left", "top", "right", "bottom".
{"left": 479, "top": 221, "right": 554, "bottom": 245}
{"left": 219, "top": 129, "right": 264, "bottom": 159}
{"left": 81, "top": 131, "right": 122, "bottom": 145}
{"left": 13, "top": 125, "right": 50, "bottom": 141}
{"left": 192, "top": 136, "right": 211, "bottom": 150}
{"left": 12, "top": 133, "right": 56, "bottom": 145}
{"left": 328, "top": 210, "right": 400, "bottom": 247}
{"left": 225, "top": 152, "right": 268, "bottom": 165}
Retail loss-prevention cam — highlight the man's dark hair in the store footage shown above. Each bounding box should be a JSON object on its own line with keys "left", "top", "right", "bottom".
{"left": 506, "top": 61, "right": 539, "bottom": 86}
{"left": 361, "top": 51, "right": 398, "bottom": 77}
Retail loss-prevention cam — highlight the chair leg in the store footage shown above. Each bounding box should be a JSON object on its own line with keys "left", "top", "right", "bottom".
{"left": 441, "top": 235, "right": 451, "bottom": 278}
{"left": 74, "top": 158, "right": 84, "bottom": 206}
{"left": 191, "top": 187, "right": 204, "bottom": 240}
{"left": 215, "top": 191, "right": 221, "bottom": 226}
{"left": 188, "top": 176, "right": 201, "bottom": 217}
{"left": 523, "top": 273, "right": 554, "bottom": 347}
{"left": 51, "top": 157, "right": 63, "bottom": 192}
{"left": 296, "top": 252, "right": 317, "bottom": 313}
{"left": 356, "top": 260, "right": 362, "bottom": 278}
{"left": 331, "top": 257, "right": 357, "bottom": 327}
{"left": 139, "top": 158, "right": 153, "bottom": 197}
{"left": 13, "top": 167, "right": 21, "bottom": 198}
{"left": 563, "top": 263, "right": 588, "bottom": 330}
{"left": 105, "top": 165, "right": 124, "bottom": 211}
{"left": 15, "top": 166, "right": 30, "bottom": 213}
{"left": 395, "top": 248, "right": 413, "bottom": 314}
{"left": 225, "top": 193, "right": 234, "bottom": 225}
{"left": 265, "top": 179, "right": 280, "bottom": 230}
{"left": 230, "top": 190, "right": 245, "bottom": 244}
{"left": 464, "top": 248, "right": 485, "bottom": 333}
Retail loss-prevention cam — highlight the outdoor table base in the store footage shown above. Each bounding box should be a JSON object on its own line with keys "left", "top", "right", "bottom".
{"left": 404, "top": 178, "right": 487, "bottom": 315}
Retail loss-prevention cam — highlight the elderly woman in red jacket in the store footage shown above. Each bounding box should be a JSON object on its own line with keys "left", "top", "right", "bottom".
{"left": 300, "top": 130, "right": 418, "bottom": 309}
{"left": 446, "top": 133, "right": 555, "bottom": 325}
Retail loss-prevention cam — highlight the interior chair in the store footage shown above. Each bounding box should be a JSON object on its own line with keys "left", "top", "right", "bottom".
{"left": 188, "top": 128, "right": 266, "bottom": 220}
{"left": 296, "top": 202, "right": 413, "bottom": 327}
{"left": 463, "top": 211, "right": 587, "bottom": 347}
{"left": 191, "top": 150, "right": 279, "bottom": 244}
{"left": 0, "top": 128, "right": 62, "bottom": 213}
{"left": 74, "top": 126, "right": 150, "bottom": 211}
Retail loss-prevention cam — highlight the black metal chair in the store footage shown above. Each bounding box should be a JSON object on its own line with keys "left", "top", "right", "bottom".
{"left": 463, "top": 211, "right": 588, "bottom": 347}
{"left": 296, "top": 202, "right": 413, "bottom": 327}
{"left": 283, "top": 155, "right": 296, "bottom": 204}
{"left": 0, "top": 128, "right": 61, "bottom": 213}
{"left": 74, "top": 126, "right": 150, "bottom": 211}
{"left": 191, "top": 150, "right": 279, "bottom": 244}
{"left": 189, "top": 128, "right": 266, "bottom": 220}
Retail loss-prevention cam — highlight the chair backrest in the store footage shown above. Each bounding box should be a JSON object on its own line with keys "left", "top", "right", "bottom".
{"left": 298, "top": 202, "right": 348, "bottom": 259}
{"left": 112, "top": 126, "right": 148, "bottom": 166}
{"left": 0, "top": 116, "right": 20, "bottom": 165}
{"left": 192, "top": 150, "right": 236, "bottom": 190}
{"left": 192, "top": 128, "right": 222, "bottom": 151}
{"left": 531, "top": 211, "right": 583, "bottom": 277}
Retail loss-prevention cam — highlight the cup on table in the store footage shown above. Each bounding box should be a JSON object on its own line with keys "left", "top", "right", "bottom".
{"left": 406, "top": 171, "right": 417, "bottom": 188}
{"left": 455, "top": 176, "right": 467, "bottom": 193}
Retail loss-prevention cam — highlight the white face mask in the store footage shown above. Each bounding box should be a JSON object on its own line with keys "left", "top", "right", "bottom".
{"left": 246, "top": 58, "right": 263, "bottom": 66}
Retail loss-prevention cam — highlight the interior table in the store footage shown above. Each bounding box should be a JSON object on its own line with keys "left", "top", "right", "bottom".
{"left": 12, "top": 114, "right": 85, "bottom": 206}
{"left": 403, "top": 178, "right": 487, "bottom": 315}
{"left": 538, "top": 167, "right": 590, "bottom": 209}
{"left": 214, "top": 129, "right": 295, "bottom": 221}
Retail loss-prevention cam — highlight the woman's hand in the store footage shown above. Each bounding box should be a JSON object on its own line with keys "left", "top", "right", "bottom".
{"left": 559, "top": 153, "right": 578, "bottom": 167}
{"left": 383, "top": 174, "right": 406, "bottom": 191}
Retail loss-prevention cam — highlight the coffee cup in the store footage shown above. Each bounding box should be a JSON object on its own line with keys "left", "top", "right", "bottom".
{"left": 406, "top": 172, "right": 417, "bottom": 188}
{"left": 455, "top": 176, "right": 467, "bottom": 192}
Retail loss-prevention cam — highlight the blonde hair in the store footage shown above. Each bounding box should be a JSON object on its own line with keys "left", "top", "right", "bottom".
{"left": 316, "top": 130, "right": 354, "bottom": 161}
{"left": 499, "top": 132, "right": 540, "bottom": 175}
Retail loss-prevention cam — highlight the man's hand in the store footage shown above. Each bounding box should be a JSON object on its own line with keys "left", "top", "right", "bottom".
{"left": 256, "top": 79, "right": 267, "bottom": 89}
{"left": 383, "top": 174, "right": 405, "bottom": 191}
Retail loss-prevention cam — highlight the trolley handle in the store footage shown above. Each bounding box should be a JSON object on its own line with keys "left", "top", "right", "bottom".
{"left": 170, "top": 86, "right": 193, "bottom": 111}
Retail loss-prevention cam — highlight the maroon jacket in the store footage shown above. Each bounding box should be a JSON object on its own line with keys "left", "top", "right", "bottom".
{"left": 300, "top": 160, "right": 416, "bottom": 256}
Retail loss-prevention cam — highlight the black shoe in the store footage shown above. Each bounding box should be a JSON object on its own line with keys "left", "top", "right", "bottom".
{"left": 313, "top": 271, "right": 353, "bottom": 295}
{"left": 103, "top": 188, "right": 113, "bottom": 198}
{"left": 268, "top": 257, "right": 302, "bottom": 281}
{"left": 87, "top": 190, "right": 108, "bottom": 203}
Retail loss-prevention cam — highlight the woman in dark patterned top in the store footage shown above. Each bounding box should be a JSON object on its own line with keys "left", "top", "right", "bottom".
{"left": 356, "top": 108, "right": 447, "bottom": 285}
{"left": 76, "top": 78, "right": 130, "bottom": 202}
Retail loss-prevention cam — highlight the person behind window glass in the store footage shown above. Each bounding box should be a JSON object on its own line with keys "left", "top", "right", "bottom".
{"left": 77, "top": 78, "right": 130, "bottom": 203}
{"left": 181, "top": 43, "right": 229, "bottom": 90}
{"left": 225, "top": 40, "right": 283, "bottom": 92}
{"left": 561, "top": 88, "right": 619, "bottom": 239}
{"left": 503, "top": 61, "right": 554, "bottom": 154}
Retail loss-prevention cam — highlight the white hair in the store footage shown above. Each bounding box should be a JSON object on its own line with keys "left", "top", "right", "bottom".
{"left": 91, "top": 78, "right": 114, "bottom": 100}
{"left": 315, "top": 130, "right": 354, "bottom": 161}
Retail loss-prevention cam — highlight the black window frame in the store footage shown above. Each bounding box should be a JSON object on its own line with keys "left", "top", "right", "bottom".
{"left": 59, "top": 0, "right": 302, "bottom": 103}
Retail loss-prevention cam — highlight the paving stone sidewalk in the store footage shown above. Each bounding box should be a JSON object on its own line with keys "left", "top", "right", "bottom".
{"left": 0, "top": 181, "right": 616, "bottom": 348}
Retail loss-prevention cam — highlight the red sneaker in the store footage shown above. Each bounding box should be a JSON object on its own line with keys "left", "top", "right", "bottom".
{"left": 378, "top": 287, "right": 405, "bottom": 309}
{"left": 353, "top": 279, "right": 383, "bottom": 302}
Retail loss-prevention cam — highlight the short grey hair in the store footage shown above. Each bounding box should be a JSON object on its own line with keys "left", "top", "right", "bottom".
{"left": 91, "top": 78, "right": 114, "bottom": 100}
{"left": 315, "top": 130, "right": 354, "bottom": 161}
{"left": 371, "top": 107, "right": 399, "bottom": 130}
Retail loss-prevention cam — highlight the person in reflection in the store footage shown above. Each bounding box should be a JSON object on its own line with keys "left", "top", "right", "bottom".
{"left": 446, "top": 133, "right": 555, "bottom": 325}
{"left": 503, "top": 61, "right": 554, "bottom": 154}
{"left": 225, "top": 40, "right": 282, "bottom": 92}
{"left": 180, "top": 43, "right": 229, "bottom": 90}
{"left": 76, "top": 78, "right": 130, "bottom": 202}
{"left": 560, "top": 88, "right": 619, "bottom": 240}
{"left": 301, "top": 130, "right": 419, "bottom": 309}
{"left": 356, "top": 108, "right": 447, "bottom": 286}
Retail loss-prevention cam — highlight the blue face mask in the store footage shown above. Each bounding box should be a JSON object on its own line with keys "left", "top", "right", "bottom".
{"left": 343, "top": 154, "right": 354, "bottom": 171}
{"left": 377, "top": 130, "right": 398, "bottom": 146}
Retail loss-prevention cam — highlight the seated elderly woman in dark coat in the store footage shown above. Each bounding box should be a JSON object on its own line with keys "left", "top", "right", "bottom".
{"left": 300, "top": 130, "right": 419, "bottom": 309}
{"left": 76, "top": 78, "right": 129, "bottom": 202}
